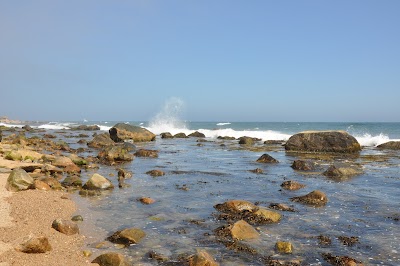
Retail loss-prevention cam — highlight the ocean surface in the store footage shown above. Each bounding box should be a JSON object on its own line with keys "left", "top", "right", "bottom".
{"left": 1, "top": 120, "right": 400, "bottom": 265}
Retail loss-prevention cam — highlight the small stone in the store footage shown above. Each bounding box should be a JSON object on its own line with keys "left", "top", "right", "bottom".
{"left": 71, "top": 215, "right": 84, "bottom": 222}
{"left": 146, "top": 170, "right": 165, "bottom": 177}
{"left": 107, "top": 228, "right": 146, "bottom": 246}
{"left": 214, "top": 200, "right": 257, "bottom": 213}
{"left": 32, "top": 180, "right": 51, "bottom": 191}
{"left": 52, "top": 219, "right": 79, "bottom": 235}
{"left": 229, "top": 220, "right": 259, "bottom": 240}
{"left": 281, "top": 180, "right": 306, "bottom": 191}
{"left": 256, "top": 153, "right": 278, "bottom": 163}
{"left": 92, "top": 252, "right": 130, "bottom": 266}
{"left": 135, "top": 149, "right": 158, "bottom": 158}
{"left": 82, "top": 173, "right": 114, "bottom": 190}
{"left": 139, "top": 197, "right": 155, "bottom": 205}
{"left": 82, "top": 250, "right": 92, "bottom": 257}
{"left": 290, "top": 190, "right": 328, "bottom": 207}
{"left": 19, "top": 236, "right": 52, "bottom": 253}
{"left": 188, "top": 249, "right": 219, "bottom": 266}
{"left": 275, "top": 241, "right": 293, "bottom": 254}
{"left": 291, "top": 160, "right": 315, "bottom": 171}
{"left": 249, "top": 168, "right": 263, "bottom": 174}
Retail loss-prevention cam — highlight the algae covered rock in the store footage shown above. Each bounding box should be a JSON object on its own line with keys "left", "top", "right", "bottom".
{"left": 290, "top": 190, "right": 328, "bottom": 207}
{"left": 107, "top": 227, "right": 146, "bottom": 246}
{"left": 92, "top": 252, "right": 130, "bottom": 266}
{"left": 82, "top": 173, "right": 114, "bottom": 190}
{"left": 256, "top": 153, "right": 279, "bottom": 163}
{"left": 52, "top": 219, "right": 79, "bottom": 235}
{"left": 88, "top": 133, "right": 115, "bottom": 148}
{"left": 275, "top": 241, "right": 293, "bottom": 254}
{"left": 98, "top": 146, "right": 134, "bottom": 162}
{"left": 109, "top": 123, "right": 155, "bottom": 142}
{"left": 6, "top": 168, "right": 34, "bottom": 192}
{"left": 377, "top": 141, "right": 400, "bottom": 150}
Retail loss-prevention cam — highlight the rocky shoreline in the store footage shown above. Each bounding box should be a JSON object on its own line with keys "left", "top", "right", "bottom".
{"left": 0, "top": 121, "right": 399, "bottom": 265}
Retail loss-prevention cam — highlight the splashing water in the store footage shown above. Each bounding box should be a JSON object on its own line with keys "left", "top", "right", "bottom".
{"left": 147, "top": 97, "right": 188, "bottom": 135}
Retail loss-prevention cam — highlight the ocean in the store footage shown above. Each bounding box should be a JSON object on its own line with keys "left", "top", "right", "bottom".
{"left": 1, "top": 119, "right": 399, "bottom": 265}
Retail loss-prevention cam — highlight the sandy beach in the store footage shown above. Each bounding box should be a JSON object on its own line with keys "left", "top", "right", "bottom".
{"left": 0, "top": 157, "right": 96, "bottom": 266}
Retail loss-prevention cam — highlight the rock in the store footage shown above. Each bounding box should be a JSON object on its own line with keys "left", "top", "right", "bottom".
{"left": 107, "top": 228, "right": 146, "bottom": 246}
{"left": 139, "top": 197, "right": 155, "bottom": 204}
{"left": 71, "top": 215, "right": 84, "bottom": 222}
{"left": 249, "top": 168, "right": 263, "bottom": 174}
{"left": 377, "top": 141, "right": 400, "bottom": 150}
{"left": 4, "top": 150, "right": 23, "bottom": 161}
{"left": 239, "top": 136, "right": 254, "bottom": 145}
{"left": 188, "top": 131, "right": 206, "bottom": 138}
{"left": 98, "top": 146, "right": 134, "bottom": 163}
{"left": 275, "top": 241, "right": 293, "bottom": 254}
{"left": 214, "top": 200, "right": 257, "bottom": 213}
{"left": 281, "top": 180, "right": 306, "bottom": 190}
{"left": 256, "top": 153, "right": 279, "bottom": 163}
{"left": 174, "top": 132, "right": 188, "bottom": 138}
{"left": 109, "top": 123, "right": 156, "bottom": 142}
{"left": 92, "top": 252, "right": 130, "bottom": 266}
{"left": 217, "top": 136, "right": 235, "bottom": 140}
{"left": 88, "top": 133, "right": 115, "bottom": 148}
{"left": 229, "top": 220, "right": 259, "bottom": 240}
{"left": 117, "top": 168, "right": 133, "bottom": 179}
{"left": 77, "top": 139, "right": 87, "bottom": 144}
{"left": 290, "top": 190, "right": 328, "bottom": 207}
{"left": 82, "top": 173, "right": 114, "bottom": 190}
{"left": 291, "top": 160, "right": 315, "bottom": 171}
{"left": 22, "top": 125, "right": 33, "bottom": 131}
{"left": 52, "top": 156, "right": 75, "bottom": 168}
{"left": 322, "top": 253, "right": 363, "bottom": 266}
{"left": 6, "top": 168, "right": 34, "bottom": 192}
{"left": 264, "top": 140, "right": 284, "bottom": 145}
{"left": 39, "top": 177, "right": 62, "bottom": 190}
{"left": 32, "top": 180, "right": 51, "bottom": 191}
{"left": 146, "top": 170, "right": 165, "bottom": 177}
{"left": 251, "top": 207, "right": 281, "bottom": 223}
{"left": 323, "top": 164, "right": 362, "bottom": 178}
{"left": 71, "top": 125, "right": 100, "bottom": 131}
{"left": 68, "top": 154, "right": 88, "bottom": 166}
{"left": 148, "top": 248, "right": 172, "bottom": 262}
{"left": 188, "top": 249, "right": 219, "bottom": 266}
{"left": 285, "top": 130, "right": 361, "bottom": 153}
{"left": 61, "top": 175, "right": 83, "bottom": 188}
{"left": 338, "top": 236, "right": 359, "bottom": 246}
{"left": 82, "top": 250, "right": 92, "bottom": 257}
{"left": 135, "top": 149, "right": 158, "bottom": 158}
{"left": 64, "top": 163, "right": 81, "bottom": 173}
{"left": 120, "top": 142, "right": 136, "bottom": 152}
{"left": 269, "top": 203, "right": 296, "bottom": 212}
{"left": 161, "top": 132, "right": 174, "bottom": 139}
{"left": 52, "top": 219, "right": 79, "bottom": 235}
{"left": 19, "top": 236, "right": 52, "bottom": 253}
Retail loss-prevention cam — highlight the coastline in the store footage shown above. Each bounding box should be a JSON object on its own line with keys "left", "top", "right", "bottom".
{"left": 0, "top": 157, "right": 96, "bottom": 266}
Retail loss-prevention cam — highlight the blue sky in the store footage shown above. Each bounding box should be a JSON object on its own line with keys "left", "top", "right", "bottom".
{"left": 1, "top": 1, "right": 399, "bottom": 122}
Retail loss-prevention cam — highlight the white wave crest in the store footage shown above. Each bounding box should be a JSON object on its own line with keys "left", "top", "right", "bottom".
{"left": 354, "top": 133, "right": 390, "bottom": 147}
{"left": 216, "top": 122, "right": 231, "bottom": 126}
{"left": 199, "top": 128, "right": 291, "bottom": 141}
{"left": 98, "top": 125, "right": 112, "bottom": 131}
{"left": 37, "top": 122, "right": 74, "bottom": 130}
{"left": 0, "top": 122, "right": 24, "bottom": 128}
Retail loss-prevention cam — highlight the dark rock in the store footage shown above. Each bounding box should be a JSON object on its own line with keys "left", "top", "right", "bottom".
{"left": 146, "top": 170, "right": 165, "bottom": 177}
{"left": 6, "top": 168, "right": 34, "bottom": 192}
{"left": 43, "top": 134, "right": 56, "bottom": 138}
{"left": 19, "top": 236, "right": 52, "bottom": 253}
{"left": 109, "top": 123, "right": 155, "bottom": 142}
{"left": 148, "top": 248, "right": 172, "bottom": 262}
{"left": 377, "top": 141, "right": 400, "bottom": 150}
{"left": 92, "top": 252, "right": 130, "bottom": 266}
{"left": 291, "top": 160, "right": 315, "bottom": 171}
{"left": 188, "top": 131, "right": 206, "bottom": 138}
{"left": 52, "top": 219, "right": 79, "bottom": 235}
{"left": 264, "top": 140, "right": 285, "bottom": 145}
{"left": 77, "top": 139, "right": 87, "bottom": 144}
{"left": 120, "top": 142, "right": 136, "bottom": 152}
{"left": 269, "top": 203, "right": 296, "bottom": 212}
{"left": 215, "top": 200, "right": 257, "bottom": 213}
{"left": 285, "top": 130, "right": 361, "bottom": 153}
{"left": 249, "top": 168, "right": 263, "bottom": 174}
{"left": 98, "top": 146, "right": 134, "bottom": 163}
{"left": 256, "top": 153, "right": 278, "bottom": 163}
{"left": 188, "top": 249, "right": 219, "bottom": 266}
{"left": 317, "top": 235, "right": 332, "bottom": 246}
{"left": 88, "top": 133, "right": 115, "bottom": 148}
{"left": 107, "top": 228, "right": 146, "bottom": 246}
{"left": 338, "top": 236, "right": 359, "bottom": 246}
{"left": 322, "top": 253, "right": 363, "bottom": 266}
{"left": 323, "top": 164, "right": 362, "bottom": 178}
{"left": 22, "top": 125, "right": 33, "bottom": 131}
{"left": 71, "top": 125, "right": 100, "bottom": 131}
{"left": 82, "top": 173, "right": 114, "bottom": 190}
{"left": 161, "top": 132, "right": 174, "bottom": 139}
{"left": 239, "top": 136, "right": 254, "bottom": 145}
{"left": 290, "top": 190, "right": 328, "bottom": 207}
{"left": 281, "top": 180, "right": 306, "bottom": 191}
{"left": 71, "top": 215, "right": 84, "bottom": 222}
{"left": 217, "top": 136, "right": 235, "bottom": 140}
{"left": 117, "top": 168, "right": 133, "bottom": 179}
{"left": 174, "top": 132, "right": 188, "bottom": 138}
{"left": 135, "top": 149, "right": 158, "bottom": 158}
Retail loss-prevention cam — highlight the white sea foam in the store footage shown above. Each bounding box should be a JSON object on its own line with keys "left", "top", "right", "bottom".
{"left": 98, "top": 125, "right": 112, "bottom": 131}
{"left": 0, "top": 122, "right": 24, "bottom": 128}
{"left": 216, "top": 122, "right": 231, "bottom": 126}
{"left": 354, "top": 133, "right": 395, "bottom": 147}
{"left": 37, "top": 122, "right": 74, "bottom": 130}
{"left": 199, "top": 128, "right": 291, "bottom": 141}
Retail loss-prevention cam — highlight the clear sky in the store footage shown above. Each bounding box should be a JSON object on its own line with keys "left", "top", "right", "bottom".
{"left": 1, "top": 1, "right": 399, "bottom": 122}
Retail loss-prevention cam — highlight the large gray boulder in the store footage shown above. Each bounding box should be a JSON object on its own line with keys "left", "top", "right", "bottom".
{"left": 285, "top": 131, "right": 361, "bottom": 153}
{"left": 377, "top": 141, "right": 400, "bottom": 150}
{"left": 6, "top": 168, "right": 34, "bottom": 192}
{"left": 109, "top": 123, "right": 155, "bottom": 142}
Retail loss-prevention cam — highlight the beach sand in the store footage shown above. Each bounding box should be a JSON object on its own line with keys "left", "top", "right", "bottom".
{"left": 0, "top": 157, "right": 97, "bottom": 266}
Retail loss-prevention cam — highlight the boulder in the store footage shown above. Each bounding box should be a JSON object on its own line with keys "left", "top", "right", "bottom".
{"left": 174, "top": 132, "right": 188, "bottom": 138}
{"left": 285, "top": 131, "right": 361, "bottom": 153}
{"left": 239, "top": 137, "right": 254, "bottom": 145}
{"left": 19, "top": 236, "right": 52, "bottom": 253}
{"left": 323, "top": 164, "right": 362, "bottom": 178}
{"left": 92, "top": 252, "right": 130, "bottom": 266}
{"left": 88, "top": 133, "right": 115, "bottom": 148}
{"left": 251, "top": 207, "right": 281, "bottom": 223}
{"left": 6, "top": 168, "right": 34, "bottom": 192}
{"left": 82, "top": 173, "right": 114, "bottom": 190}
{"left": 146, "top": 170, "right": 165, "bottom": 177}
{"left": 214, "top": 200, "right": 257, "bottom": 213}
{"left": 290, "top": 190, "right": 328, "bottom": 207}
{"left": 32, "top": 180, "right": 51, "bottom": 191}
{"left": 188, "top": 249, "right": 219, "bottom": 266}
{"left": 377, "top": 141, "right": 400, "bottom": 150}
{"left": 98, "top": 146, "right": 134, "bottom": 162}
{"left": 52, "top": 219, "right": 79, "bottom": 235}
{"left": 109, "top": 123, "right": 155, "bottom": 142}
{"left": 39, "top": 177, "right": 62, "bottom": 190}
{"left": 281, "top": 180, "right": 306, "bottom": 191}
{"left": 188, "top": 131, "right": 206, "bottom": 138}
{"left": 291, "top": 160, "right": 315, "bottom": 171}
{"left": 135, "top": 149, "right": 158, "bottom": 158}
{"left": 275, "top": 241, "right": 293, "bottom": 254}
{"left": 71, "top": 125, "right": 100, "bottom": 131}
{"left": 256, "top": 153, "right": 279, "bottom": 163}
{"left": 61, "top": 176, "right": 83, "bottom": 188}
{"left": 161, "top": 132, "right": 174, "bottom": 139}
{"left": 52, "top": 156, "right": 75, "bottom": 168}
{"left": 107, "top": 228, "right": 146, "bottom": 246}
{"left": 229, "top": 220, "right": 259, "bottom": 240}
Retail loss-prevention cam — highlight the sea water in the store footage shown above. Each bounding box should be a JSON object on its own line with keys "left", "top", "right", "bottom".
{"left": 1, "top": 119, "right": 399, "bottom": 265}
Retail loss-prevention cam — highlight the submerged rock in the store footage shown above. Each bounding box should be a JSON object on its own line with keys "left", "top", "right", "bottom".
{"left": 285, "top": 130, "right": 361, "bottom": 153}
{"left": 228, "top": 220, "right": 260, "bottom": 240}
{"left": 217, "top": 136, "right": 235, "bottom": 140}
{"left": 6, "top": 168, "right": 34, "bottom": 192}
{"left": 249, "top": 168, "right": 264, "bottom": 174}
{"left": 291, "top": 160, "right": 315, "bottom": 171}
{"left": 135, "top": 149, "right": 158, "bottom": 158}
{"left": 290, "top": 190, "right": 328, "bottom": 207}
{"left": 107, "top": 228, "right": 146, "bottom": 246}
{"left": 275, "top": 241, "right": 293, "bottom": 254}
{"left": 188, "top": 249, "right": 219, "bottom": 266}
{"left": 281, "top": 180, "right": 306, "bottom": 191}
{"left": 256, "top": 153, "right": 279, "bottom": 163}
{"left": 92, "top": 252, "right": 130, "bottom": 266}
{"left": 215, "top": 200, "right": 257, "bottom": 213}
{"left": 377, "top": 141, "right": 400, "bottom": 150}
{"left": 323, "top": 164, "right": 362, "bottom": 178}
{"left": 146, "top": 170, "right": 165, "bottom": 177}
{"left": 52, "top": 219, "right": 79, "bottom": 235}
{"left": 269, "top": 203, "right": 296, "bottom": 212}
{"left": 61, "top": 175, "right": 83, "bottom": 188}
{"left": 19, "top": 236, "right": 52, "bottom": 253}
{"left": 82, "top": 173, "right": 114, "bottom": 190}
{"left": 71, "top": 125, "right": 100, "bottom": 131}
{"left": 109, "top": 123, "right": 156, "bottom": 142}
{"left": 322, "top": 253, "right": 363, "bottom": 266}
{"left": 139, "top": 197, "right": 155, "bottom": 205}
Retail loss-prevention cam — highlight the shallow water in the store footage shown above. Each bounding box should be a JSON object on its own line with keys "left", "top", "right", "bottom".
{"left": 67, "top": 136, "right": 400, "bottom": 265}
